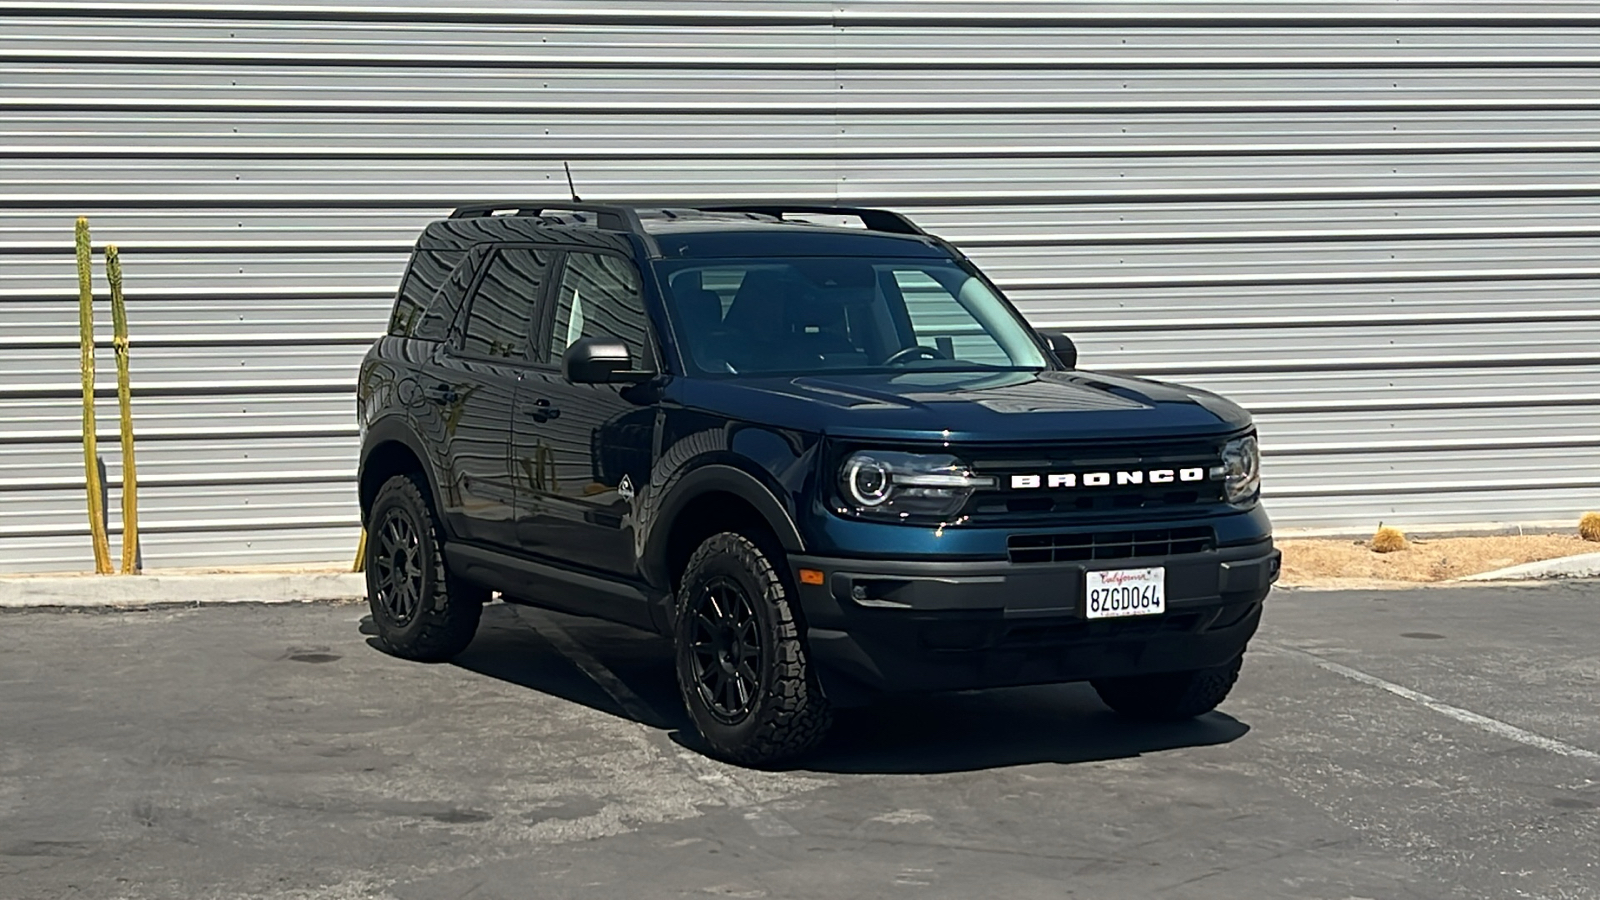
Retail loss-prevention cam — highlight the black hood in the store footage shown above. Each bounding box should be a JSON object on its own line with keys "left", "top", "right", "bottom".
{"left": 674, "top": 369, "right": 1252, "bottom": 443}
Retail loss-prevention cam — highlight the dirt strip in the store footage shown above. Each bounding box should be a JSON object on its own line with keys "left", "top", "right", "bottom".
{"left": 1279, "top": 534, "right": 1597, "bottom": 587}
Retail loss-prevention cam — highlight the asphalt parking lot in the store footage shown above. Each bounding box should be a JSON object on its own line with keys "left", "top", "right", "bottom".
{"left": 2, "top": 581, "right": 1597, "bottom": 899}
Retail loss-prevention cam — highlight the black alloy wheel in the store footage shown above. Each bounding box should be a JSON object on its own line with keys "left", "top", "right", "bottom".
{"left": 684, "top": 576, "right": 764, "bottom": 723}
{"left": 673, "top": 531, "right": 832, "bottom": 766}
{"left": 363, "top": 473, "right": 485, "bottom": 662}
{"left": 372, "top": 507, "right": 424, "bottom": 626}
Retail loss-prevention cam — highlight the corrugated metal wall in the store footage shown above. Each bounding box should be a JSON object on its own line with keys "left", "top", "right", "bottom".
{"left": 3, "top": 1, "right": 1598, "bottom": 573}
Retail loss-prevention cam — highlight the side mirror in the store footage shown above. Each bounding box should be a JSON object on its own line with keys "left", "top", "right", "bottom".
{"left": 562, "top": 337, "right": 649, "bottom": 384}
{"left": 1040, "top": 330, "right": 1077, "bottom": 369}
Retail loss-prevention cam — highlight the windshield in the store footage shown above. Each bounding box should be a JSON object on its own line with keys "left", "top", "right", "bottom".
{"left": 654, "top": 256, "right": 1050, "bottom": 376}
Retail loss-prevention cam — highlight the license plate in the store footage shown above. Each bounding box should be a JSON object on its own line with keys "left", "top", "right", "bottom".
{"left": 1085, "top": 567, "right": 1166, "bottom": 619}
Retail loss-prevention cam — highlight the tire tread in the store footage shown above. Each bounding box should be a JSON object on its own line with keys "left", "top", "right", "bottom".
{"left": 677, "top": 532, "right": 832, "bottom": 765}
{"left": 367, "top": 473, "right": 483, "bottom": 662}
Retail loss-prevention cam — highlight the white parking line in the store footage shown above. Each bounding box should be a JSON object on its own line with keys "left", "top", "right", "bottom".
{"left": 742, "top": 808, "right": 800, "bottom": 837}
{"left": 510, "top": 604, "right": 823, "bottom": 832}
{"left": 512, "top": 604, "right": 659, "bottom": 725}
{"left": 1266, "top": 643, "right": 1600, "bottom": 763}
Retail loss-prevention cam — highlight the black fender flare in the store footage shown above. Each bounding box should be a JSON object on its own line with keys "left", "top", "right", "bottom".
{"left": 358, "top": 416, "right": 452, "bottom": 536}
{"left": 640, "top": 463, "right": 806, "bottom": 590}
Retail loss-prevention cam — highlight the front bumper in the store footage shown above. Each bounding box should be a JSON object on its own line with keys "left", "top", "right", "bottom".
{"left": 788, "top": 540, "right": 1279, "bottom": 704}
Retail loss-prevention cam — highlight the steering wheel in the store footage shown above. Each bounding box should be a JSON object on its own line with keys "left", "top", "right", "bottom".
{"left": 883, "top": 345, "right": 947, "bottom": 366}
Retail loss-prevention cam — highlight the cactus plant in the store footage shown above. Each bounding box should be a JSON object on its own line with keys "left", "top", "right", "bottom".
{"left": 107, "top": 244, "right": 140, "bottom": 574}
{"left": 76, "top": 218, "right": 113, "bottom": 574}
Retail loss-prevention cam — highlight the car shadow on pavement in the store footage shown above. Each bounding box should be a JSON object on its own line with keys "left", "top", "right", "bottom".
{"left": 804, "top": 689, "right": 1248, "bottom": 775}
{"left": 366, "top": 602, "right": 1250, "bottom": 775}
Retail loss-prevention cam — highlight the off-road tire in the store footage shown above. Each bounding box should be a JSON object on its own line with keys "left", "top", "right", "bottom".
{"left": 674, "top": 532, "right": 832, "bottom": 766}
{"left": 365, "top": 473, "right": 485, "bottom": 662}
{"left": 1091, "top": 654, "right": 1244, "bottom": 721}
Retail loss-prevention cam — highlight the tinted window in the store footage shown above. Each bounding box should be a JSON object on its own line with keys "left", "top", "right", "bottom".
{"left": 414, "top": 250, "right": 478, "bottom": 341}
{"left": 892, "top": 270, "right": 1012, "bottom": 366}
{"left": 655, "top": 257, "right": 1046, "bottom": 375}
{"left": 388, "top": 249, "right": 463, "bottom": 339}
{"left": 460, "top": 247, "right": 552, "bottom": 359}
{"left": 549, "top": 252, "right": 648, "bottom": 365}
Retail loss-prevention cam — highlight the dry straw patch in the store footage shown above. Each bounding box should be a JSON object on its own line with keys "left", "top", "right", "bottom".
{"left": 1279, "top": 533, "right": 1596, "bottom": 586}
{"left": 1370, "top": 526, "right": 1409, "bottom": 553}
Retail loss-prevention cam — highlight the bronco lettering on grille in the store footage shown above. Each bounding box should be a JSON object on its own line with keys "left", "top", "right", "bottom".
{"left": 1009, "top": 467, "right": 1213, "bottom": 490}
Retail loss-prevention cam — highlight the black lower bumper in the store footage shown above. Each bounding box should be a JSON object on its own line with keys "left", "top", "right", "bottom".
{"left": 788, "top": 541, "right": 1279, "bottom": 704}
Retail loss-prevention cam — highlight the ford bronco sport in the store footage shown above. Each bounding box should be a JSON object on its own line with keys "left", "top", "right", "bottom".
{"left": 357, "top": 204, "right": 1279, "bottom": 765}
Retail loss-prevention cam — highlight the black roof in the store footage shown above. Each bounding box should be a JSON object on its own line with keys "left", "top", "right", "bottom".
{"left": 416, "top": 204, "right": 949, "bottom": 259}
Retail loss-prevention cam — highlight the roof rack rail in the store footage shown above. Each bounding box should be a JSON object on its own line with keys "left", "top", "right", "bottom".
{"left": 700, "top": 205, "right": 926, "bottom": 236}
{"left": 448, "top": 202, "right": 646, "bottom": 234}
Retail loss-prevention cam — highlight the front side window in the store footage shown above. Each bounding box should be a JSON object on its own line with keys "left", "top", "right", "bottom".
{"left": 549, "top": 251, "right": 649, "bottom": 365}
{"left": 460, "top": 247, "right": 552, "bottom": 359}
{"left": 655, "top": 257, "right": 1048, "bottom": 376}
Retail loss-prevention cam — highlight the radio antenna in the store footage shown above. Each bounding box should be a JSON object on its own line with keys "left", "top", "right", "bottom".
{"left": 563, "top": 162, "right": 582, "bottom": 203}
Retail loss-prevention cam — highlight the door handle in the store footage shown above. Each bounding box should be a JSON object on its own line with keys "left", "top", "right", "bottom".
{"left": 422, "top": 383, "right": 458, "bottom": 405}
{"left": 528, "top": 397, "right": 561, "bottom": 423}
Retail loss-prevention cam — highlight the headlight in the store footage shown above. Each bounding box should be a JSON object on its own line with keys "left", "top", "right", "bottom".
{"left": 1220, "top": 434, "right": 1261, "bottom": 505}
{"left": 837, "top": 451, "right": 995, "bottom": 519}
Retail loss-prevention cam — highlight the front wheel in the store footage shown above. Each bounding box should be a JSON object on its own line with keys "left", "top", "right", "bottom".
{"left": 365, "top": 473, "right": 486, "bottom": 662}
{"left": 674, "top": 532, "right": 832, "bottom": 766}
{"left": 1091, "top": 654, "right": 1244, "bottom": 721}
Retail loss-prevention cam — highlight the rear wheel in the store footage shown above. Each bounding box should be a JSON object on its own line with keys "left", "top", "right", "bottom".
{"left": 1091, "top": 654, "right": 1244, "bottom": 721}
{"left": 365, "top": 473, "right": 485, "bottom": 662}
{"left": 674, "top": 532, "right": 832, "bottom": 766}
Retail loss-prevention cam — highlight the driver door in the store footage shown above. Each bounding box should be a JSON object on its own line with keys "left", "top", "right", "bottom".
{"left": 514, "top": 249, "right": 656, "bottom": 584}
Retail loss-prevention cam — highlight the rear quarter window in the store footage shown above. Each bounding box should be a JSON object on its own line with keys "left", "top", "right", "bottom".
{"left": 388, "top": 250, "right": 465, "bottom": 340}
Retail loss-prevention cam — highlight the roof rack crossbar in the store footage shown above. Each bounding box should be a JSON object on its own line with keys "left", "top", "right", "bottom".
{"left": 700, "top": 205, "right": 926, "bottom": 236}
{"left": 448, "top": 202, "right": 646, "bottom": 234}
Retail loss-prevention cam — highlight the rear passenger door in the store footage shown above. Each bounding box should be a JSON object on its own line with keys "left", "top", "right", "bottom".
{"left": 424, "top": 245, "right": 554, "bottom": 549}
{"left": 515, "top": 249, "right": 656, "bottom": 581}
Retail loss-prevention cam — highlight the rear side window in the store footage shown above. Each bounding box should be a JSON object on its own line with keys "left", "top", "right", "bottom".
{"left": 388, "top": 250, "right": 463, "bottom": 340}
{"left": 460, "top": 247, "right": 555, "bottom": 359}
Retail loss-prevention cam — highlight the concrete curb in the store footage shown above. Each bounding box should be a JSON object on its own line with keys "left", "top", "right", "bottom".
{"left": 0, "top": 572, "right": 366, "bottom": 608}
{"left": 1457, "top": 553, "right": 1600, "bottom": 582}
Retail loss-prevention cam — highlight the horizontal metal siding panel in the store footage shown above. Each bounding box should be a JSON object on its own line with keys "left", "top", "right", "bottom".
{"left": 0, "top": 484, "right": 357, "bottom": 540}
{"left": 9, "top": 20, "right": 1600, "bottom": 64}
{"left": 18, "top": 114, "right": 1600, "bottom": 160}
{"left": 14, "top": 63, "right": 1600, "bottom": 103}
{"left": 0, "top": 436, "right": 357, "bottom": 491}
{"left": 1261, "top": 488, "right": 1597, "bottom": 529}
{"left": 0, "top": 394, "right": 353, "bottom": 435}
{"left": 3, "top": 4, "right": 1599, "bottom": 25}
{"left": 0, "top": 346, "right": 368, "bottom": 388}
{"left": 1173, "top": 366, "right": 1600, "bottom": 412}
{"left": 1, "top": 3, "right": 1597, "bottom": 571}
{"left": 1257, "top": 407, "right": 1600, "bottom": 454}
{"left": 0, "top": 526, "right": 359, "bottom": 573}
{"left": 17, "top": 156, "right": 1600, "bottom": 198}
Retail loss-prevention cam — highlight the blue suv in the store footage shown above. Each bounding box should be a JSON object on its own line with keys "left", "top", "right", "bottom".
{"left": 357, "top": 204, "right": 1279, "bottom": 764}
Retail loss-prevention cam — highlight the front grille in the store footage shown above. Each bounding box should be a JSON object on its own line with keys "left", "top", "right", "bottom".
{"left": 959, "top": 439, "right": 1226, "bottom": 524}
{"left": 971, "top": 488, "right": 1210, "bottom": 518}
{"left": 1007, "top": 526, "right": 1215, "bottom": 564}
